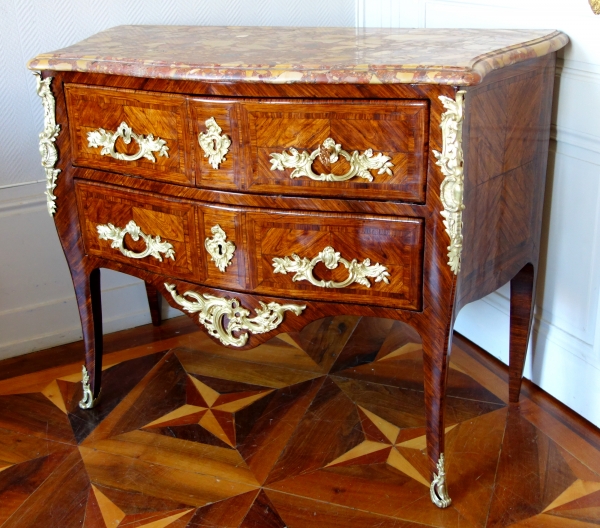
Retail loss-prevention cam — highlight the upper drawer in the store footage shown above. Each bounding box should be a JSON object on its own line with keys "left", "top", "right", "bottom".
{"left": 66, "top": 85, "right": 192, "bottom": 185}
{"left": 240, "top": 100, "right": 429, "bottom": 202}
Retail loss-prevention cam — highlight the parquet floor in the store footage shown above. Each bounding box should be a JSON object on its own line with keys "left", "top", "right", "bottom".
{"left": 1, "top": 315, "right": 600, "bottom": 527}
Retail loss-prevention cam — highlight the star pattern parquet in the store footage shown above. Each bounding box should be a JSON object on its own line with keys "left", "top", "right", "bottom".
{"left": 0, "top": 315, "right": 599, "bottom": 527}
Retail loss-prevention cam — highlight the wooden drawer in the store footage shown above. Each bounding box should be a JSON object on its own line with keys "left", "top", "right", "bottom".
{"left": 75, "top": 180, "right": 422, "bottom": 309}
{"left": 75, "top": 180, "right": 199, "bottom": 278}
{"left": 66, "top": 85, "right": 192, "bottom": 185}
{"left": 240, "top": 100, "right": 429, "bottom": 202}
{"left": 246, "top": 211, "right": 424, "bottom": 310}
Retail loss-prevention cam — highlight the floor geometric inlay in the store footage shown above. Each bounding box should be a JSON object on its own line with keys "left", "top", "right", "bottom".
{"left": 0, "top": 315, "right": 599, "bottom": 527}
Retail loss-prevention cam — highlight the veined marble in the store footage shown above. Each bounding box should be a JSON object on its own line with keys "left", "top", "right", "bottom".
{"left": 28, "top": 26, "right": 568, "bottom": 85}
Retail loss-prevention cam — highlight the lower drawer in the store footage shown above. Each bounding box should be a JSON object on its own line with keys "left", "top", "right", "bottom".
{"left": 76, "top": 180, "right": 424, "bottom": 311}
{"left": 75, "top": 180, "right": 200, "bottom": 279}
{"left": 247, "top": 211, "right": 423, "bottom": 310}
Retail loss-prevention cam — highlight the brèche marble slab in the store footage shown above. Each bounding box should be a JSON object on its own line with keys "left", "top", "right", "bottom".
{"left": 28, "top": 26, "right": 568, "bottom": 85}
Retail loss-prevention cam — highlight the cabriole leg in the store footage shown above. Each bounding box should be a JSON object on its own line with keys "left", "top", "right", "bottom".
{"left": 145, "top": 281, "right": 162, "bottom": 326}
{"left": 509, "top": 263, "right": 536, "bottom": 403}
{"left": 422, "top": 332, "right": 452, "bottom": 508}
{"left": 76, "top": 268, "right": 103, "bottom": 409}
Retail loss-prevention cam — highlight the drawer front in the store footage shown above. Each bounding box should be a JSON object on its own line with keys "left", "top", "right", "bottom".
{"left": 66, "top": 85, "right": 191, "bottom": 185}
{"left": 198, "top": 204, "right": 247, "bottom": 291}
{"left": 189, "top": 99, "right": 241, "bottom": 191}
{"left": 246, "top": 212, "right": 423, "bottom": 310}
{"left": 76, "top": 181, "right": 199, "bottom": 278}
{"left": 241, "top": 100, "right": 429, "bottom": 202}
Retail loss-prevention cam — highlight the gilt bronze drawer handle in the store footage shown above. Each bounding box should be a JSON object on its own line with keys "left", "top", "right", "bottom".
{"left": 87, "top": 121, "right": 169, "bottom": 162}
{"left": 269, "top": 137, "right": 393, "bottom": 183}
{"left": 272, "top": 245, "right": 390, "bottom": 289}
{"left": 205, "top": 224, "right": 235, "bottom": 272}
{"left": 96, "top": 220, "right": 175, "bottom": 262}
{"left": 165, "top": 283, "right": 305, "bottom": 347}
{"left": 198, "top": 117, "right": 231, "bottom": 169}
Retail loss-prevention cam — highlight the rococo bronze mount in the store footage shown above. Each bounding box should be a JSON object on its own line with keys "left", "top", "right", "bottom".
{"left": 28, "top": 25, "right": 568, "bottom": 508}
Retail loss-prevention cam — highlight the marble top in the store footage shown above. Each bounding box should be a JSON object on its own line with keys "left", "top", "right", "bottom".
{"left": 28, "top": 26, "right": 568, "bottom": 85}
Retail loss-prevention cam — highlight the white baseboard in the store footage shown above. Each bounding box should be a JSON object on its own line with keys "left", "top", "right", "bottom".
{"left": 0, "top": 187, "right": 182, "bottom": 361}
{"left": 0, "top": 280, "right": 180, "bottom": 360}
{"left": 455, "top": 293, "right": 600, "bottom": 427}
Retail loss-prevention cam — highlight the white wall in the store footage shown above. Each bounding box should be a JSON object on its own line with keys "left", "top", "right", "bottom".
{"left": 2, "top": 0, "right": 599, "bottom": 426}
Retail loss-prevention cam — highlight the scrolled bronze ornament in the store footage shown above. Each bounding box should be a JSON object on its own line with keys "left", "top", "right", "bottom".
{"left": 97, "top": 220, "right": 175, "bottom": 262}
{"left": 430, "top": 453, "right": 452, "bottom": 508}
{"left": 198, "top": 117, "right": 231, "bottom": 169}
{"left": 205, "top": 224, "right": 236, "bottom": 272}
{"left": 87, "top": 121, "right": 169, "bottom": 162}
{"left": 272, "top": 245, "right": 390, "bottom": 289}
{"left": 165, "top": 283, "right": 305, "bottom": 347}
{"left": 79, "top": 365, "right": 101, "bottom": 409}
{"left": 34, "top": 73, "right": 61, "bottom": 216}
{"left": 433, "top": 90, "right": 466, "bottom": 274}
{"left": 270, "top": 137, "right": 393, "bottom": 183}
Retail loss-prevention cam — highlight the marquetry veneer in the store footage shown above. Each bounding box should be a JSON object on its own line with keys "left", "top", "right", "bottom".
{"left": 28, "top": 25, "right": 569, "bottom": 508}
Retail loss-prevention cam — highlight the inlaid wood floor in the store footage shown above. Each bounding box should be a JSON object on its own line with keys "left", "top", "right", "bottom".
{"left": 1, "top": 315, "right": 599, "bottom": 527}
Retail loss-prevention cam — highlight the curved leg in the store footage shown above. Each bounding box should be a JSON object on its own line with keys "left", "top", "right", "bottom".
{"left": 76, "top": 268, "right": 103, "bottom": 409}
{"left": 509, "top": 263, "right": 536, "bottom": 403}
{"left": 423, "top": 330, "right": 452, "bottom": 508}
{"left": 145, "top": 281, "right": 162, "bottom": 326}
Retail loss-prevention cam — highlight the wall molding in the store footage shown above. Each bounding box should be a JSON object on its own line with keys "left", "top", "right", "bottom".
{"left": 0, "top": 192, "right": 181, "bottom": 360}
{"left": 0, "top": 194, "right": 46, "bottom": 217}
{"left": 551, "top": 126, "right": 600, "bottom": 157}
{"left": 479, "top": 291, "right": 598, "bottom": 367}
{"left": 557, "top": 61, "right": 600, "bottom": 85}
{"left": 0, "top": 281, "right": 152, "bottom": 360}
{"left": 0, "top": 179, "right": 46, "bottom": 191}
{"left": 0, "top": 279, "right": 181, "bottom": 361}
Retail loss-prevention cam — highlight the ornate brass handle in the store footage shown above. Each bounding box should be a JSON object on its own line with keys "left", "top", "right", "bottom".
{"left": 205, "top": 224, "right": 235, "bottom": 272}
{"left": 269, "top": 137, "right": 393, "bottom": 183}
{"left": 96, "top": 220, "right": 175, "bottom": 261}
{"left": 165, "top": 283, "right": 305, "bottom": 347}
{"left": 198, "top": 117, "right": 231, "bottom": 169}
{"left": 87, "top": 121, "right": 169, "bottom": 162}
{"left": 272, "top": 246, "right": 390, "bottom": 289}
